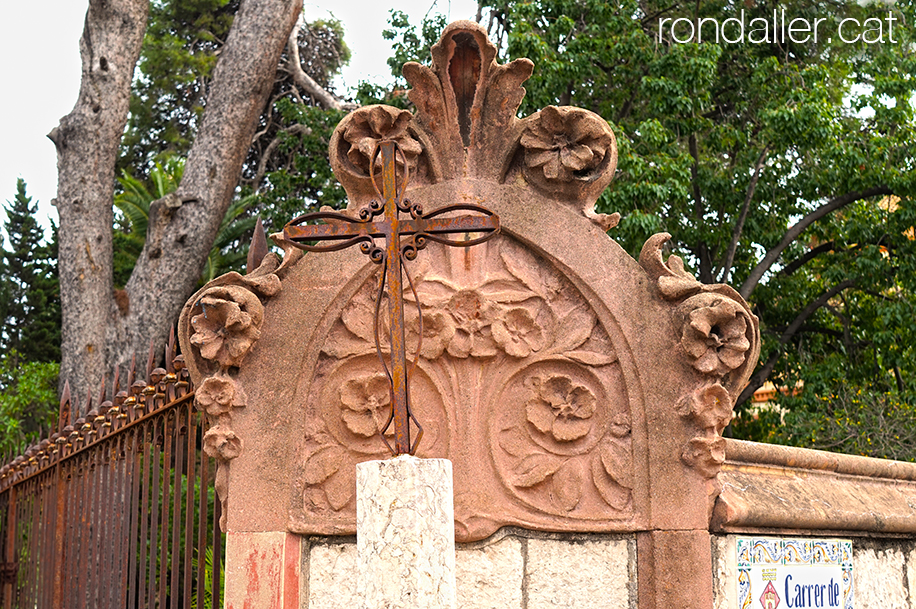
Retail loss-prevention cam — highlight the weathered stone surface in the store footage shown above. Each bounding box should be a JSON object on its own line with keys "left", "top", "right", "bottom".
{"left": 854, "top": 546, "right": 908, "bottom": 609}
{"left": 357, "top": 456, "right": 456, "bottom": 609}
{"left": 908, "top": 546, "right": 916, "bottom": 608}
{"left": 711, "top": 535, "right": 734, "bottom": 609}
{"left": 224, "top": 531, "right": 300, "bottom": 609}
{"left": 456, "top": 536, "right": 524, "bottom": 609}
{"left": 308, "top": 541, "right": 358, "bottom": 609}
{"left": 714, "top": 439, "right": 916, "bottom": 534}
{"left": 637, "top": 530, "right": 713, "bottom": 609}
{"left": 525, "top": 537, "right": 632, "bottom": 609}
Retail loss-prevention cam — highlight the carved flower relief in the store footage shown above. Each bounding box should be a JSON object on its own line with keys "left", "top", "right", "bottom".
{"left": 203, "top": 425, "right": 242, "bottom": 461}
{"left": 676, "top": 384, "right": 733, "bottom": 435}
{"left": 495, "top": 363, "right": 633, "bottom": 515}
{"left": 402, "top": 309, "right": 455, "bottom": 360}
{"left": 339, "top": 373, "right": 392, "bottom": 438}
{"left": 196, "top": 376, "right": 235, "bottom": 417}
{"left": 343, "top": 105, "right": 423, "bottom": 174}
{"left": 401, "top": 278, "right": 549, "bottom": 360}
{"left": 526, "top": 375, "right": 597, "bottom": 442}
{"left": 492, "top": 307, "right": 545, "bottom": 358}
{"left": 189, "top": 285, "right": 264, "bottom": 369}
{"left": 676, "top": 384, "right": 734, "bottom": 478}
{"left": 521, "top": 106, "right": 613, "bottom": 182}
{"left": 680, "top": 295, "right": 751, "bottom": 377}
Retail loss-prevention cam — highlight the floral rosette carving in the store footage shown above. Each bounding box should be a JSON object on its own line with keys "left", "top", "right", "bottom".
{"left": 676, "top": 384, "right": 731, "bottom": 478}
{"left": 639, "top": 232, "right": 760, "bottom": 486}
{"left": 521, "top": 106, "right": 614, "bottom": 184}
{"left": 496, "top": 363, "right": 633, "bottom": 516}
{"left": 338, "top": 373, "right": 393, "bottom": 438}
{"left": 519, "top": 106, "right": 620, "bottom": 229}
{"left": 300, "top": 358, "right": 446, "bottom": 513}
{"left": 185, "top": 257, "right": 281, "bottom": 529}
{"left": 678, "top": 293, "right": 752, "bottom": 379}
{"left": 338, "top": 105, "right": 424, "bottom": 176}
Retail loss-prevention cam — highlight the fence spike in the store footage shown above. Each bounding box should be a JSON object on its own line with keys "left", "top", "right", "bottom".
{"left": 166, "top": 325, "right": 177, "bottom": 373}
{"left": 59, "top": 380, "right": 72, "bottom": 433}
{"left": 128, "top": 353, "right": 137, "bottom": 388}
{"left": 113, "top": 363, "right": 121, "bottom": 397}
{"left": 146, "top": 339, "right": 156, "bottom": 382}
{"left": 98, "top": 374, "right": 107, "bottom": 407}
{"left": 247, "top": 215, "right": 269, "bottom": 275}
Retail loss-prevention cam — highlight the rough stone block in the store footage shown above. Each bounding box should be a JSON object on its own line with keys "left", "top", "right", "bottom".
{"left": 456, "top": 536, "right": 524, "bottom": 609}
{"left": 854, "top": 546, "right": 907, "bottom": 609}
{"left": 357, "top": 455, "right": 456, "bottom": 609}
{"left": 308, "top": 541, "right": 357, "bottom": 609}
{"left": 526, "top": 537, "right": 631, "bottom": 609}
{"left": 711, "top": 535, "right": 734, "bottom": 609}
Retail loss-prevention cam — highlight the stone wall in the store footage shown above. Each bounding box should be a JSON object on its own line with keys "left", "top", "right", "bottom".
{"left": 302, "top": 531, "right": 635, "bottom": 609}
{"left": 286, "top": 528, "right": 916, "bottom": 609}
{"left": 712, "top": 535, "right": 916, "bottom": 609}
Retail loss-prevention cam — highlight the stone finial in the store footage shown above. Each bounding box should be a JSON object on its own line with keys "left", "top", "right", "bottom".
{"left": 327, "top": 20, "right": 618, "bottom": 231}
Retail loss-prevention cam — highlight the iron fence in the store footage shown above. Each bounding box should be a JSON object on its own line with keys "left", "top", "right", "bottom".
{"left": 0, "top": 339, "right": 222, "bottom": 609}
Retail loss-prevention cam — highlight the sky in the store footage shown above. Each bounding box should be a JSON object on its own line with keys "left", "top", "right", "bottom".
{"left": 0, "top": 0, "right": 479, "bottom": 234}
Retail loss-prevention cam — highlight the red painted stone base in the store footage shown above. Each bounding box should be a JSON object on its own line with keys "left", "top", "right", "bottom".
{"left": 224, "top": 531, "right": 300, "bottom": 609}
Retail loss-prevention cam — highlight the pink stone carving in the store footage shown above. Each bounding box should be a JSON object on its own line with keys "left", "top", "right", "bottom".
{"left": 179, "top": 254, "right": 283, "bottom": 529}
{"left": 178, "top": 22, "right": 762, "bottom": 565}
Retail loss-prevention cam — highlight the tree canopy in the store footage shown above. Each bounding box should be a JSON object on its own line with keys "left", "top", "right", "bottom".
{"left": 0, "top": 180, "right": 60, "bottom": 452}
{"left": 43, "top": 0, "right": 916, "bottom": 461}
{"left": 466, "top": 0, "right": 916, "bottom": 455}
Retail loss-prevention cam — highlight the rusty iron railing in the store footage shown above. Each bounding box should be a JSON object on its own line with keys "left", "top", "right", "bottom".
{"left": 0, "top": 333, "right": 222, "bottom": 609}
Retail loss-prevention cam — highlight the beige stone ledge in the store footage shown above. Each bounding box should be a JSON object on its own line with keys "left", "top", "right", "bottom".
{"left": 713, "top": 439, "right": 916, "bottom": 535}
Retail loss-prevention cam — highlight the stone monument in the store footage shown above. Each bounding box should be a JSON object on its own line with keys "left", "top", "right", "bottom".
{"left": 178, "top": 20, "right": 760, "bottom": 609}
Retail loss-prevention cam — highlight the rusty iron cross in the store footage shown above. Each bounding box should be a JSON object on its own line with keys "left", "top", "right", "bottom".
{"left": 283, "top": 140, "right": 500, "bottom": 455}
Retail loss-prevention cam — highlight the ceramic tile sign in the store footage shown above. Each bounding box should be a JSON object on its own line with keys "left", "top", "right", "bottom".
{"left": 736, "top": 538, "right": 853, "bottom": 609}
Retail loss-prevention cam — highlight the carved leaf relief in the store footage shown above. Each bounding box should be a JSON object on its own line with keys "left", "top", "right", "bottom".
{"left": 490, "top": 359, "right": 632, "bottom": 518}
{"left": 299, "top": 235, "right": 633, "bottom": 528}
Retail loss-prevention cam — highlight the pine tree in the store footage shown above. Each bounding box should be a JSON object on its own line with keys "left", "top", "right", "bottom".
{"left": 2, "top": 179, "right": 61, "bottom": 364}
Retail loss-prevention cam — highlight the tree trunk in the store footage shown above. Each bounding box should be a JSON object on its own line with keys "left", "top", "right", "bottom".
{"left": 116, "top": 0, "right": 302, "bottom": 376}
{"left": 54, "top": 0, "right": 303, "bottom": 407}
{"left": 51, "top": 0, "right": 150, "bottom": 405}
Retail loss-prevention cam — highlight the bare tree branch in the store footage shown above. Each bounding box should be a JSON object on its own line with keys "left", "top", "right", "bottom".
{"left": 116, "top": 0, "right": 303, "bottom": 375}
{"left": 738, "top": 185, "right": 892, "bottom": 300}
{"left": 284, "top": 26, "right": 355, "bottom": 112}
{"left": 778, "top": 241, "right": 836, "bottom": 277}
{"left": 54, "top": 0, "right": 150, "bottom": 400}
{"left": 252, "top": 123, "right": 312, "bottom": 190}
{"left": 720, "top": 147, "right": 767, "bottom": 284}
{"left": 737, "top": 279, "right": 856, "bottom": 405}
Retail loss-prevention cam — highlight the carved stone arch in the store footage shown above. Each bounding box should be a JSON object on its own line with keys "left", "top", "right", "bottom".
{"left": 179, "top": 19, "right": 761, "bottom": 609}
{"left": 281, "top": 229, "right": 649, "bottom": 540}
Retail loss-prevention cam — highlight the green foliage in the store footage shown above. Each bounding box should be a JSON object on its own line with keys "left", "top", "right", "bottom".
{"left": 253, "top": 102, "right": 348, "bottom": 228}
{"left": 2, "top": 179, "right": 60, "bottom": 363}
{"left": 114, "top": 158, "right": 257, "bottom": 283}
{"left": 0, "top": 350, "right": 59, "bottom": 454}
{"left": 734, "top": 382, "right": 916, "bottom": 462}
{"left": 470, "top": 0, "right": 916, "bottom": 456}
{"left": 119, "top": 0, "right": 239, "bottom": 175}
{"left": 190, "top": 544, "right": 226, "bottom": 609}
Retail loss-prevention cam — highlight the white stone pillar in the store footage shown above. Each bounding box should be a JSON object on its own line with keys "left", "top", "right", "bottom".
{"left": 356, "top": 455, "right": 456, "bottom": 609}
